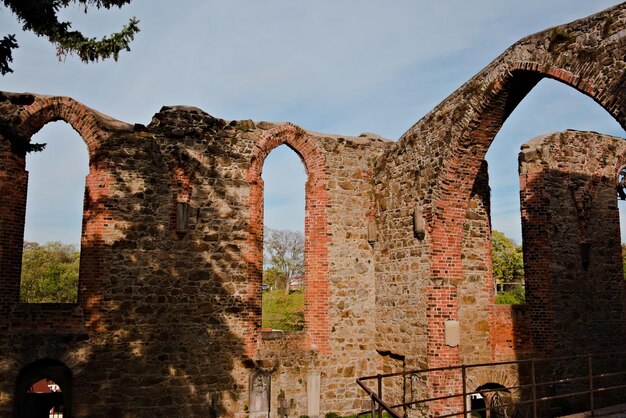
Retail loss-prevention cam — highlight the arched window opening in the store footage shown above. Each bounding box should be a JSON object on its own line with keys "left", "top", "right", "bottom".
{"left": 261, "top": 145, "right": 306, "bottom": 332}
{"left": 15, "top": 359, "right": 72, "bottom": 418}
{"left": 485, "top": 78, "right": 625, "bottom": 304}
{"left": 20, "top": 121, "right": 89, "bottom": 303}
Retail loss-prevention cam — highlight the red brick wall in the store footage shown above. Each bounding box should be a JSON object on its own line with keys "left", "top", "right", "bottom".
{"left": 0, "top": 139, "right": 27, "bottom": 319}
{"left": 490, "top": 305, "right": 533, "bottom": 361}
{"left": 459, "top": 161, "right": 494, "bottom": 365}
{"left": 519, "top": 131, "right": 626, "bottom": 356}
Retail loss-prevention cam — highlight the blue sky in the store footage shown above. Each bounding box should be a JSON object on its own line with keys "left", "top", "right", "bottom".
{"left": 1, "top": 0, "right": 624, "bottom": 244}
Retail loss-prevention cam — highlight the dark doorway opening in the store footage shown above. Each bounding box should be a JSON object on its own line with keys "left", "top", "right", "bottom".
{"left": 15, "top": 359, "right": 72, "bottom": 418}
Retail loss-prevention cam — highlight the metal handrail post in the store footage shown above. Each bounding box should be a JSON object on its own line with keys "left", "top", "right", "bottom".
{"left": 371, "top": 394, "right": 377, "bottom": 418}
{"left": 531, "top": 359, "right": 537, "bottom": 418}
{"left": 461, "top": 364, "right": 468, "bottom": 418}
{"left": 377, "top": 374, "right": 382, "bottom": 418}
{"left": 588, "top": 354, "right": 594, "bottom": 417}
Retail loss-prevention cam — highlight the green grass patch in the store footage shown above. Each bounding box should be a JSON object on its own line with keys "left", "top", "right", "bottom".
{"left": 262, "top": 290, "right": 304, "bottom": 331}
{"left": 495, "top": 285, "right": 525, "bottom": 305}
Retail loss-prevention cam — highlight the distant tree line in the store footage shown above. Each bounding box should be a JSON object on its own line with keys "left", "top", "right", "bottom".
{"left": 20, "top": 241, "right": 79, "bottom": 303}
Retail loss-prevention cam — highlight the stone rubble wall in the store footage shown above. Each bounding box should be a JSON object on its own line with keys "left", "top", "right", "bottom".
{"left": 372, "top": 5, "right": 626, "bottom": 414}
{"left": 0, "top": 93, "right": 391, "bottom": 417}
{"left": 1, "top": 3, "right": 626, "bottom": 417}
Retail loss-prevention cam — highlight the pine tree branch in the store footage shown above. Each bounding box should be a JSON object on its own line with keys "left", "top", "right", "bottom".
{"left": 1, "top": 0, "right": 139, "bottom": 74}
{"left": 0, "top": 34, "right": 18, "bottom": 75}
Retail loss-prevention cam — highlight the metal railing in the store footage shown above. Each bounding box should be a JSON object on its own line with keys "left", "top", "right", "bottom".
{"left": 356, "top": 351, "right": 626, "bottom": 418}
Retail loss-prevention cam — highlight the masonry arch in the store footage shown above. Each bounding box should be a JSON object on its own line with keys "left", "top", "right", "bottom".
{"left": 17, "top": 99, "right": 108, "bottom": 307}
{"left": 451, "top": 69, "right": 625, "bottom": 362}
{"left": 465, "top": 367, "right": 518, "bottom": 417}
{"left": 471, "top": 383, "right": 511, "bottom": 418}
{"left": 430, "top": 62, "right": 626, "bottom": 287}
{"left": 0, "top": 95, "right": 119, "bottom": 324}
{"left": 426, "top": 62, "right": 626, "bottom": 363}
{"left": 14, "top": 359, "right": 73, "bottom": 418}
{"left": 390, "top": 11, "right": 626, "bottom": 404}
{"left": 419, "top": 4, "right": 626, "bottom": 283}
{"left": 466, "top": 367, "right": 518, "bottom": 398}
{"left": 17, "top": 96, "right": 113, "bottom": 155}
{"left": 246, "top": 123, "right": 330, "bottom": 354}
{"left": 19, "top": 121, "right": 88, "bottom": 304}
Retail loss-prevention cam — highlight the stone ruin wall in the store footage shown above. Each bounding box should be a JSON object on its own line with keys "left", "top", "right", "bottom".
{"left": 519, "top": 130, "right": 626, "bottom": 356}
{"left": 515, "top": 130, "right": 626, "bottom": 413}
{"left": 372, "top": 4, "right": 626, "bottom": 413}
{"left": 1, "top": 2, "right": 626, "bottom": 417}
{"left": 0, "top": 92, "right": 391, "bottom": 417}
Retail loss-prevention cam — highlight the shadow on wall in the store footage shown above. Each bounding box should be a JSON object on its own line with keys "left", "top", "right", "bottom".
{"left": 71, "top": 128, "right": 248, "bottom": 416}
{"left": 520, "top": 167, "right": 626, "bottom": 355}
{"left": 516, "top": 165, "right": 626, "bottom": 415}
{"left": 461, "top": 130, "right": 626, "bottom": 416}
{"left": 2, "top": 103, "right": 250, "bottom": 416}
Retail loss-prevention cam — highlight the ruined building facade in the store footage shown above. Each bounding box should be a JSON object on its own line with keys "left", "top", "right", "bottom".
{"left": 2, "top": 3, "right": 626, "bottom": 417}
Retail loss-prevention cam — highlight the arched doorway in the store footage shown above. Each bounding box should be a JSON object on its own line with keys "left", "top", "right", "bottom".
{"left": 15, "top": 359, "right": 72, "bottom": 418}
{"left": 472, "top": 383, "right": 511, "bottom": 418}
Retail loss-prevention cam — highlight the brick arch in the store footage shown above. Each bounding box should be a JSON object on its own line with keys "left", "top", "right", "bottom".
{"left": 246, "top": 123, "right": 331, "bottom": 355}
{"left": 17, "top": 96, "right": 111, "bottom": 157}
{"left": 384, "top": 7, "right": 626, "bottom": 408}
{"left": 422, "top": 65, "right": 626, "bottom": 383}
{"left": 430, "top": 64, "right": 626, "bottom": 288}
{"left": 466, "top": 369, "right": 518, "bottom": 395}
{"left": 0, "top": 96, "right": 117, "bottom": 330}
{"left": 424, "top": 3, "right": 626, "bottom": 288}
{"left": 466, "top": 370, "right": 518, "bottom": 413}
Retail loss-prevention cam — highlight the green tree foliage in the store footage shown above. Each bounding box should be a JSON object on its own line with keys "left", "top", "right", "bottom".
{"left": 263, "top": 266, "right": 283, "bottom": 290}
{"left": 263, "top": 228, "right": 304, "bottom": 294}
{"left": 491, "top": 230, "right": 525, "bottom": 305}
{"left": 1, "top": 0, "right": 139, "bottom": 75}
{"left": 491, "top": 230, "right": 524, "bottom": 284}
{"left": 20, "top": 241, "right": 80, "bottom": 303}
